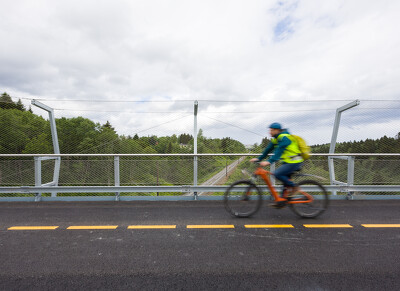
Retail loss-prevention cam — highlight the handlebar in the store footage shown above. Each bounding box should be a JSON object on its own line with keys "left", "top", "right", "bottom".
{"left": 251, "top": 160, "right": 270, "bottom": 167}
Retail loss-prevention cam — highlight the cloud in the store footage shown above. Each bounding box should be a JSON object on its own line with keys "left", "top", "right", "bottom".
{"left": 1, "top": 0, "right": 400, "bottom": 146}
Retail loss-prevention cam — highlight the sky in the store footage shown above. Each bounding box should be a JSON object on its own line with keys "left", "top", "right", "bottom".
{"left": 1, "top": 0, "right": 400, "bottom": 146}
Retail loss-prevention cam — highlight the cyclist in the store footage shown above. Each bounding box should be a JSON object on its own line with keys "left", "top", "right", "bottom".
{"left": 250, "top": 122, "right": 303, "bottom": 208}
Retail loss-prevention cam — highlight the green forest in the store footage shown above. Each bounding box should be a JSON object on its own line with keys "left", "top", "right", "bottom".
{"left": 0, "top": 93, "right": 245, "bottom": 190}
{"left": 0, "top": 93, "right": 246, "bottom": 155}
{"left": 1, "top": 92, "right": 399, "bottom": 192}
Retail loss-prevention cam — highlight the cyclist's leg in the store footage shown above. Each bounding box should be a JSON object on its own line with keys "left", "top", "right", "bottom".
{"left": 274, "top": 163, "right": 291, "bottom": 199}
{"left": 274, "top": 162, "right": 302, "bottom": 190}
{"left": 270, "top": 163, "right": 301, "bottom": 208}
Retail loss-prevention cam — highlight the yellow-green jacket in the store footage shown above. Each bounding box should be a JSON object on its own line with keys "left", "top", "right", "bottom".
{"left": 257, "top": 130, "right": 303, "bottom": 164}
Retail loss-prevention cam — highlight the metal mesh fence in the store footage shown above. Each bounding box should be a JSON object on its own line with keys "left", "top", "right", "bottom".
{"left": 0, "top": 158, "right": 36, "bottom": 186}
{"left": 0, "top": 155, "right": 399, "bottom": 198}
{"left": 1, "top": 95, "right": 400, "bottom": 198}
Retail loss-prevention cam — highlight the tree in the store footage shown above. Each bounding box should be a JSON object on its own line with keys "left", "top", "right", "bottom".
{"left": 260, "top": 137, "right": 269, "bottom": 148}
{"left": 94, "top": 125, "right": 119, "bottom": 153}
{"left": 0, "top": 109, "right": 28, "bottom": 153}
{"left": 23, "top": 133, "right": 53, "bottom": 153}
{"left": 221, "top": 137, "right": 230, "bottom": 153}
{"left": 103, "top": 121, "right": 115, "bottom": 131}
{"left": 118, "top": 137, "right": 142, "bottom": 154}
{"left": 0, "top": 92, "right": 16, "bottom": 110}
{"left": 56, "top": 117, "right": 98, "bottom": 153}
{"left": 197, "top": 129, "right": 204, "bottom": 140}
{"left": 166, "top": 142, "right": 173, "bottom": 153}
{"left": 149, "top": 136, "right": 158, "bottom": 146}
{"left": 15, "top": 99, "right": 26, "bottom": 111}
{"left": 178, "top": 133, "right": 193, "bottom": 144}
{"left": 0, "top": 107, "right": 49, "bottom": 154}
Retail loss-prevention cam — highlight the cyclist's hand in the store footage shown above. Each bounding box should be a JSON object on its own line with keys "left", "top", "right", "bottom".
{"left": 259, "top": 161, "right": 270, "bottom": 167}
{"left": 250, "top": 158, "right": 259, "bottom": 163}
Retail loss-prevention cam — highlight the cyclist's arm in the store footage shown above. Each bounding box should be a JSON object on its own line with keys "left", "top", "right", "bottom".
{"left": 267, "top": 136, "right": 291, "bottom": 164}
{"left": 257, "top": 142, "right": 274, "bottom": 161}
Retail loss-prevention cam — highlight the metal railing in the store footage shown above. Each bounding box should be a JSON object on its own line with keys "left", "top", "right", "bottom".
{"left": 1, "top": 153, "right": 400, "bottom": 201}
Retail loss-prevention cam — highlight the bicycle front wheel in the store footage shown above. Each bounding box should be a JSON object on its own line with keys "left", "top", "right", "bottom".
{"left": 224, "top": 180, "right": 263, "bottom": 218}
{"left": 289, "top": 180, "right": 329, "bottom": 218}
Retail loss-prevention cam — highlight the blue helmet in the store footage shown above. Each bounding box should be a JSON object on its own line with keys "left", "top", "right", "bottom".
{"left": 269, "top": 122, "right": 282, "bottom": 129}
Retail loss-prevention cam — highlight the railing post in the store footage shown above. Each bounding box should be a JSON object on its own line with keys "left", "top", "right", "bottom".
{"left": 193, "top": 100, "right": 198, "bottom": 200}
{"left": 347, "top": 156, "right": 355, "bottom": 200}
{"left": 328, "top": 100, "right": 360, "bottom": 196}
{"left": 328, "top": 157, "right": 337, "bottom": 196}
{"left": 114, "top": 156, "right": 120, "bottom": 201}
{"left": 31, "top": 100, "right": 61, "bottom": 197}
{"left": 34, "top": 157, "right": 42, "bottom": 202}
{"left": 51, "top": 157, "right": 61, "bottom": 197}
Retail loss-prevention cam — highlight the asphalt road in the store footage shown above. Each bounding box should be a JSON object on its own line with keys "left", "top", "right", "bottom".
{"left": 0, "top": 200, "right": 399, "bottom": 290}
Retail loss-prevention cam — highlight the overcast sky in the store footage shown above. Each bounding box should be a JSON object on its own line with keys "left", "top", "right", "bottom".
{"left": 1, "top": 0, "right": 400, "bottom": 146}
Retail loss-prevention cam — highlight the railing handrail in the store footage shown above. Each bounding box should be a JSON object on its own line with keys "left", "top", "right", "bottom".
{"left": 1, "top": 153, "right": 400, "bottom": 157}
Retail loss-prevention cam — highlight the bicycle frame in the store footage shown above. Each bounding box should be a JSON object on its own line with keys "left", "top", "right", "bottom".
{"left": 254, "top": 167, "right": 314, "bottom": 204}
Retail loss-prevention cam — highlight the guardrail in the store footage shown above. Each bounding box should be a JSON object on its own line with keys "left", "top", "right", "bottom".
{"left": 1, "top": 153, "right": 399, "bottom": 201}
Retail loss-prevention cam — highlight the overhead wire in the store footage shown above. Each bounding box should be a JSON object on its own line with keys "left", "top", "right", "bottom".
{"left": 53, "top": 109, "right": 192, "bottom": 113}
{"left": 24, "top": 98, "right": 376, "bottom": 103}
{"left": 202, "top": 115, "right": 265, "bottom": 137}
{"left": 135, "top": 114, "right": 192, "bottom": 134}
{"left": 2, "top": 95, "right": 400, "bottom": 114}
{"left": 47, "top": 108, "right": 400, "bottom": 113}
{"left": 8, "top": 94, "right": 400, "bottom": 103}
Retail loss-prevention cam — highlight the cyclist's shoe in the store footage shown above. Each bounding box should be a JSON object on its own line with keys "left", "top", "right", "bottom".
{"left": 286, "top": 186, "right": 300, "bottom": 197}
{"left": 269, "top": 201, "right": 287, "bottom": 209}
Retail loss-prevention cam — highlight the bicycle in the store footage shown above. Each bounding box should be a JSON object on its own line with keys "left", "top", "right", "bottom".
{"left": 224, "top": 164, "right": 329, "bottom": 218}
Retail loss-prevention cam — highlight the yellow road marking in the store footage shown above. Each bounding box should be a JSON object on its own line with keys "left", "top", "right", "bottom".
{"left": 362, "top": 224, "right": 400, "bottom": 228}
{"left": 128, "top": 225, "right": 176, "bottom": 229}
{"left": 245, "top": 224, "right": 294, "bottom": 228}
{"left": 8, "top": 226, "right": 59, "bottom": 230}
{"left": 6, "top": 224, "right": 400, "bottom": 231}
{"left": 304, "top": 224, "right": 353, "bottom": 228}
{"left": 67, "top": 225, "right": 118, "bottom": 230}
{"left": 187, "top": 225, "right": 235, "bottom": 229}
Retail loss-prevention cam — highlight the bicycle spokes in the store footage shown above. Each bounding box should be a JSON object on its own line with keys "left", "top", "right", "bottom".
{"left": 288, "top": 180, "right": 329, "bottom": 218}
{"left": 289, "top": 190, "right": 313, "bottom": 203}
{"left": 224, "top": 180, "right": 263, "bottom": 218}
{"left": 241, "top": 192, "right": 251, "bottom": 201}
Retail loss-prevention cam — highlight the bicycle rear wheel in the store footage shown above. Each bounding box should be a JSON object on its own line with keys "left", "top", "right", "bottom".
{"left": 224, "top": 180, "right": 263, "bottom": 218}
{"left": 289, "top": 180, "right": 329, "bottom": 218}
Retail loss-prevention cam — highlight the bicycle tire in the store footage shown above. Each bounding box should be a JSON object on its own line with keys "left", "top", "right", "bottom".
{"left": 289, "top": 180, "right": 329, "bottom": 218}
{"left": 224, "top": 180, "right": 263, "bottom": 218}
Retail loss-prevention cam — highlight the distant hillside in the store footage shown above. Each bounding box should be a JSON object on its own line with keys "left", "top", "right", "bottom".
{"left": 312, "top": 135, "right": 400, "bottom": 153}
